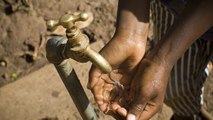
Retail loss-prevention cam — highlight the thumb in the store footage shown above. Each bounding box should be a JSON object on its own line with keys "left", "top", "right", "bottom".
{"left": 127, "top": 95, "right": 148, "bottom": 120}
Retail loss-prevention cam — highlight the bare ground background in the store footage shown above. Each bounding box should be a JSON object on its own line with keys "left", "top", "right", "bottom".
{"left": 0, "top": 0, "right": 212, "bottom": 120}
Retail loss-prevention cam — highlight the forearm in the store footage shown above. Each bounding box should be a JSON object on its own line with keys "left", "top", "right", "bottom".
{"left": 148, "top": 0, "right": 213, "bottom": 69}
{"left": 115, "top": 0, "right": 150, "bottom": 38}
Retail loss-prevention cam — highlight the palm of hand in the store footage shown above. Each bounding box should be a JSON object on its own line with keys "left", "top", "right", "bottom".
{"left": 91, "top": 68, "right": 133, "bottom": 117}
{"left": 88, "top": 35, "right": 146, "bottom": 118}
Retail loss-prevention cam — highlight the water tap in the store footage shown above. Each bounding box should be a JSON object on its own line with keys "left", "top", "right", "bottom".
{"left": 46, "top": 12, "right": 112, "bottom": 73}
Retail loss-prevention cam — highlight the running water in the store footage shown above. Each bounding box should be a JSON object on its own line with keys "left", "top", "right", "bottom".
{"left": 111, "top": 79, "right": 124, "bottom": 91}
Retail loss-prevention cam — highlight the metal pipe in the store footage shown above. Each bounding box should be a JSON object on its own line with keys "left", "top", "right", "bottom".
{"left": 55, "top": 60, "right": 97, "bottom": 120}
{"left": 46, "top": 37, "right": 98, "bottom": 120}
{"left": 85, "top": 46, "right": 112, "bottom": 73}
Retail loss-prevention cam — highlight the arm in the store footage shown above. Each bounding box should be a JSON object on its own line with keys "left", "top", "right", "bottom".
{"left": 89, "top": 0, "right": 151, "bottom": 90}
{"left": 127, "top": 0, "right": 213, "bottom": 120}
{"left": 98, "top": 0, "right": 151, "bottom": 70}
{"left": 88, "top": 0, "right": 151, "bottom": 118}
{"left": 149, "top": 0, "right": 213, "bottom": 69}
{"left": 115, "top": 0, "right": 150, "bottom": 37}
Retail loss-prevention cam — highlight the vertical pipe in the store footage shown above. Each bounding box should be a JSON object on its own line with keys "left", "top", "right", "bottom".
{"left": 46, "top": 36, "right": 123, "bottom": 120}
{"left": 55, "top": 60, "right": 98, "bottom": 120}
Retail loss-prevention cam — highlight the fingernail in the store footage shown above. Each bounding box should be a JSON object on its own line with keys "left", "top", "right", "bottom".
{"left": 127, "top": 114, "right": 136, "bottom": 120}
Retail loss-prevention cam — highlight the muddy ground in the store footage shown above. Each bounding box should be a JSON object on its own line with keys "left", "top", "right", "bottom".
{"left": 0, "top": 0, "right": 212, "bottom": 120}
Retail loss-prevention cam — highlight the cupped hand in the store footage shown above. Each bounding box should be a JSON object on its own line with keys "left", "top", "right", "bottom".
{"left": 127, "top": 58, "right": 171, "bottom": 120}
{"left": 88, "top": 32, "right": 147, "bottom": 118}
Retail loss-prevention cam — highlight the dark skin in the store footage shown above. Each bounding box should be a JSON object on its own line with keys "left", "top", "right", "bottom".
{"left": 88, "top": 0, "right": 149, "bottom": 117}
{"left": 88, "top": 0, "right": 213, "bottom": 120}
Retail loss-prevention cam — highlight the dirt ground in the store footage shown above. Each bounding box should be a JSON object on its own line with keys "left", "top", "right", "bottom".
{"left": 0, "top": 0, "right": 116, "bottom": 85}
{"left": 0, "top": 0, "right": 212, "bottom": 120}
{"left": 0, "top": 41, "right": 173, "bottom": 120}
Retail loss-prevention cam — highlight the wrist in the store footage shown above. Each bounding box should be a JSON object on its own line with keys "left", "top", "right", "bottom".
{"left": 138, "top": 57, "right": 171, "bottom": 83}
{"left": 115, "top": 23, "right": 149, "bottom": 37}
{"left": 115, "top": 0, "right": 150, "bottom": 41}
{"left": 114, "top": 23, "right": 149, "bottom": 44}
{"left": 145, "top": 50, "right": 173, "bottom": 72}
{"left": 145, "top": 35, "right": 180, "bottom": 71}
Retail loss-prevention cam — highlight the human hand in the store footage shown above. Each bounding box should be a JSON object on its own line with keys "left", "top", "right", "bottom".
{"left": 88, "top": 32, "right": 147, "bottom": 118}
{"left": 126, "top": 58, "right": 171, "bottom": 120}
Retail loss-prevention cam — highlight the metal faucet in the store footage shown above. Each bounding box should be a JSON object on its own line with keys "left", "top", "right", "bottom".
{"left": 46, "top": 12, "right": 112, "bottom": 73}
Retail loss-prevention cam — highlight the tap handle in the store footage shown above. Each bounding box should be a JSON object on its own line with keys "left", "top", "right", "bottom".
{"left": 46, "top": 12, "right": 89, "bottom": 31}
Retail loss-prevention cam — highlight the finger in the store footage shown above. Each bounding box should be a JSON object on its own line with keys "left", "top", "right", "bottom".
{"left": 117, "top": 107, "right": 127, "bottom": 117}
{"left": 92, "top": 79, "right": 104, "bottom": 105}
{"left": 127, "top": 95, "right": 148, "bottom": 120}
{"left": 111, "top": 102, "right": 121, "bottom": 112}
{"left": 88, "top": 65, "right": 102, "bottom": 89}
{"left": 111, "top": 102, "right": 127, "bottom": 118}
{"left": 138, "top": 103, "right": 162, "bottom": 120}
{"left": 94, "top": 94, "right": 104, "bottom": 105}
{"left": 99, "top": 102, "right": 108, "bottom": 112}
